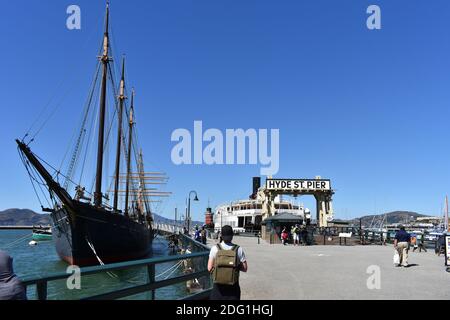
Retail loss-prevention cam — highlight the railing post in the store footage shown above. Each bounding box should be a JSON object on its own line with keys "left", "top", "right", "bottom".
{"left": 147, "top": 264, "right": 156, "bottom": 300}
{"left": 36, "top": 280, "right": 48, "bottom": 300}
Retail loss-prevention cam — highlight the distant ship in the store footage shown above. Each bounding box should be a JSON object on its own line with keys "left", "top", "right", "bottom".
{"left": 214, "top": 199, "right": 309, "bottom": 233}
{"left": 213, "top": 178, "right": 309, "bottom": 232}
{"left": 17, "top": 3, "right": 169, "bottom": 266}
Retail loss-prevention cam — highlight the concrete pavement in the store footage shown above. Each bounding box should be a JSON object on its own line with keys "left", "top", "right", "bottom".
{"left": 207, "top": 236, "right": 450, "bottom": 300}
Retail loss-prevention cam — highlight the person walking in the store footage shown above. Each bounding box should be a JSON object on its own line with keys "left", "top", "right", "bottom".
{"left": 301, "top": 225, "right": 308, "bottom": 246}
{"left": 201, "top": 226, "right": 207, "bottom": 245}
{"left": 394, "top": 226, "right": 411, "bottom": 267}
{"left": 281, "top": 227, "right": 289, "bottom": 245}
{"left": 208, "top": 225, "right": 248, "bottom": 300}
{"left": 417, "top": 233, "right": 427, "bottom": 253}
{"left": 0, "top": 250, "right": 27, "bottom": 300}
{"left": 194, "top": 226, "right": 201, "bottom": 242}
{"left": 411, "top": 234, "right": 418, "bottom": 252}
{"left": 292, "top": 224, "right": 301, "bottom": 246}
{"left": 291, "top": 225, "right": 296, "bottom": 245}
{"left": 436, "top": 234, "right": 446, "bottom": 256}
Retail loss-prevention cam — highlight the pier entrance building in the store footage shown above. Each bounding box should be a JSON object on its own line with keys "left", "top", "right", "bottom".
{"left": 258, "top": 177, "right": 334, "bottom": 234}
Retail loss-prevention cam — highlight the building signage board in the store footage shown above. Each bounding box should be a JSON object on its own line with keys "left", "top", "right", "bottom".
{"left": 266, "top": 179, "right": 331, "bottom": 191}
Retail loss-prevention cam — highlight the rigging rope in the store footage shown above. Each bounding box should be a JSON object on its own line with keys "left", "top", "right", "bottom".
{"left": 85, "top": 236, "right": 119, "bottom": 279}
{"left": 1, "top": 233, "right": 33, "bottom": 250}
{"left": 85, "top": 235, "right": 179, "bottom": 285}
{"left": 18, "top": 150, "right": 45, "bottom": 209}
{"left": 62, "top": 62, "right": 102, "bottom": 189}
{"left": 78, "top": 89, "right": 100, "bottom": 188}
{"left": 24, "top": 12, "right": 104, "bottom": 143}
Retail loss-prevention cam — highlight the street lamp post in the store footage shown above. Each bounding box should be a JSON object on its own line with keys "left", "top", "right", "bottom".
{"left": 175, "top": 207, "right": 177, "bottom": 226}
{"left": 187, "top": 190, "right": 199, "bottom": 234}
{"left": 218, "top": 209, "right": 224, "bottom": 229}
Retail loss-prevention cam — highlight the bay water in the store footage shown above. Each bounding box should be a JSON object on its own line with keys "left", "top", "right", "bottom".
{"left": 0, "top": 230, "right": 187, "bottom": 300}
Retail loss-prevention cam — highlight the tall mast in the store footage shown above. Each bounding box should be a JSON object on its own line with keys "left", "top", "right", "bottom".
{"left": 113, "top": 57, "right": 126, "bottom": 212}
{"left": 445, "top": 195, "right": 449, "bottom": 232}
{"left": 94, "top": 2, "right": 110, "bottom": 207}
{"left": 137, "top": 149, "right": 145, "bottom": 221}
{"left": 124, "top": 89, "right": 135, "bottom": 217}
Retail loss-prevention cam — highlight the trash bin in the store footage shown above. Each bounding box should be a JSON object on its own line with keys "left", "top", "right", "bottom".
{"left": 306, "top": 226, "right": 315, "bottom": 246}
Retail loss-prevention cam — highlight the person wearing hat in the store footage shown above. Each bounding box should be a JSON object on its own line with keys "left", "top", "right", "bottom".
{"left": 207, "top": 225, "right": 248, "bottom": 300}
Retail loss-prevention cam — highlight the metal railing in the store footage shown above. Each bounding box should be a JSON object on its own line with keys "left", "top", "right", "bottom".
{"left": 317, "top": 227, "right": 440, "bottom": 248}
{"left": 22, "top": 235, "right": 212, "bottom": 300}
{"left": 154, "top": 223, "right": 184, "bottom": 234}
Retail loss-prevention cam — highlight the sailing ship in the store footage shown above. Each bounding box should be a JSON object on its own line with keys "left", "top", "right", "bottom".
{"left": 16, "top": 3, "right": 170, "bottom": 266}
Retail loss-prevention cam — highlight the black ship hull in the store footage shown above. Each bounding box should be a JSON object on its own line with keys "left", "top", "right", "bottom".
{"left": 51, "top": 202, "right": 153, "bottom": 266}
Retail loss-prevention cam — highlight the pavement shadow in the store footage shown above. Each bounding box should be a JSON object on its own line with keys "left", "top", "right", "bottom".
{"left": 403, "top": 264, "right": 419, "bottom": 268}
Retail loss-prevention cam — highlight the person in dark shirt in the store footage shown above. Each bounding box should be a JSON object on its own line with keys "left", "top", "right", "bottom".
{"left": 0, "top": 250, "right": 27, "bottom": 300}
{"left": 436, "top": 234, "right": 446, "bottom": 256}
{"left": 394, "top": 226, "right": 411, "bottom": 267}
{"left": 201, "top": 226, "right": 207, "bottom": 245}
{"left": 414, "top": 233, "right": 427, "bottom": 253}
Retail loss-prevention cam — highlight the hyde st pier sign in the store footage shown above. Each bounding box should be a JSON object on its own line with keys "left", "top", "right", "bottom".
{"left": 261, "top": 178, "right": 334, "bottom": 228}
{"left": 265, "top": 178, "right": 331, "bottom": 192}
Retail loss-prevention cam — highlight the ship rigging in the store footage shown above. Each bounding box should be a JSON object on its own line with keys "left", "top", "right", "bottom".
{"left": 16, "top": 2, "right": 170, "bottom": 266}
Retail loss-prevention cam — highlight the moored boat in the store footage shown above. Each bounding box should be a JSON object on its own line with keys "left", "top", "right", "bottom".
{"left": 32, "top": 226, "right": 52, "bottom": 241}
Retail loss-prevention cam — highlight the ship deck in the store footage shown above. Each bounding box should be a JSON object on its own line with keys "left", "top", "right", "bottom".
{"left": 207, "top": 236, "right": 450, "bottom": 300}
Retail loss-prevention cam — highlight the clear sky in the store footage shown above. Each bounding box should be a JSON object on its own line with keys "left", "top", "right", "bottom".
{"left": 1, "top": 0, "right": 450, "bottom": 222}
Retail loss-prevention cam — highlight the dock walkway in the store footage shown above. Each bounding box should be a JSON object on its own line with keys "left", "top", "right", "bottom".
{"left": 207, "top": 236, "right": 450, "bottom": 300}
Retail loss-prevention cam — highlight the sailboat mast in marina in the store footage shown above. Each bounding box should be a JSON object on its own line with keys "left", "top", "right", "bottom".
{"left": 445, "top": 195, "right": 449, "bottom": 232}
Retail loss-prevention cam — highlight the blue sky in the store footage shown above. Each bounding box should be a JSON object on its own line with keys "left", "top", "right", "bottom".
{"left": 1, "top": 0, "right": 450, "bottom": 222}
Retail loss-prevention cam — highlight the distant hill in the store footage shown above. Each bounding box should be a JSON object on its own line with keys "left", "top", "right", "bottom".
{"left": 0, "top": 209, "right": 51, "bottom": 226}
{"left": 152, "top": 212, "right": 203, "bottom": 227}
{"left": 0, "top": 208, "right": 203, "bottom": 227}
{"left": 349, "top": 211, "right": 430, "bottom": 227}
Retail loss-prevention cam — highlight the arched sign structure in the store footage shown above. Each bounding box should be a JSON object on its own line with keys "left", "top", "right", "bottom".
{"left": 257, "top": 177, "right": 335, "bottom": 227}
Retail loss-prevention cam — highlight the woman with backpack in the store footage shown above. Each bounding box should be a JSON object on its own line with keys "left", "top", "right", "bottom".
{"left": 208, "top": 225, "right": 248, "bottom": 300}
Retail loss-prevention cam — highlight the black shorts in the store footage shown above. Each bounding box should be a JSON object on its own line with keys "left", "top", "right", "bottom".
{"left": 210, "top": 283, "right": 241, "bottom": 300}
